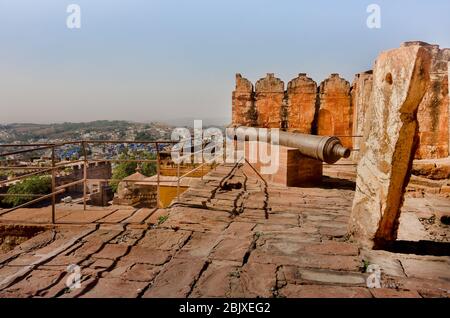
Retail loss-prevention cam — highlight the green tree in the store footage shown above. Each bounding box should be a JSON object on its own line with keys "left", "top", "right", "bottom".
{"left": 110, "top": 150, "right": 156, "bottom": 192}
{"left": 135, "top": 131, "right": 157, "bottom": 141}
{"left": 0, "top": 171, "right": 7, "bottom": 180}
{"left": 2, "top": 175, "right": 52, "bottom": 207}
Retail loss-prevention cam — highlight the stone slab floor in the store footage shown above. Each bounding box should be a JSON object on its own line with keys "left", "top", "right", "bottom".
{"left": 0, "top": 163, "right": 449, "bottom": 298}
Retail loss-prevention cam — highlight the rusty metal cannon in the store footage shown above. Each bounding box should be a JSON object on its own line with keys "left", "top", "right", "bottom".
{"left": 227, "top": 126, "right": 351, "bottom": 164}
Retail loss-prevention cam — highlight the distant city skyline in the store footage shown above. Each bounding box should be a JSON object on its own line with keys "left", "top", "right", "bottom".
{"left": 1, "top": 0, "right": 450, "bottom": 125}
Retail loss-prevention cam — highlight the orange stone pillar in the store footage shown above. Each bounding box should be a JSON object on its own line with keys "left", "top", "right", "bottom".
{"left": 255, "top": 73, "right": 285, "bottom": 129}
{"left": 317, "top": 74, "right": 353, "bottom": 148}
{"left": 287, "top": 73, "right": 318, "bottom": 134}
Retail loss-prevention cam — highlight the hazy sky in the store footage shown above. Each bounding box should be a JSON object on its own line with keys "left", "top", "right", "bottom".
{"left": 1, "top": 0, "right": 449, "bottom": 125}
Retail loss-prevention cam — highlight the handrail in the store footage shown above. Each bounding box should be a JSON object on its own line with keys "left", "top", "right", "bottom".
{"left": 243, "top": 157, "right": 268, "bottom": 188}
{"left": 0, "top": 139, "right": 219, "bottom": 223}
{"left": 0, "top": 134, "right": 356, "bottom": 222}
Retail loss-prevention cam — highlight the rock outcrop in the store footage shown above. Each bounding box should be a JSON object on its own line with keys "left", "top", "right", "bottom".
{"left": 350, "top": 71, "right": 373, "bottom": 160}
{"left": 349, "top": 43, "right": 432, "bottom": 248}
{"left": 351, "top": 43, "right": 450, "bottom": 162}
{"left": 231, "top": 41, "right": 449, "bottom": 165}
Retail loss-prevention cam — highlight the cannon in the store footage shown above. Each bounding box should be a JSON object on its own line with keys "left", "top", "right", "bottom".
{"left": 227, "top": 126, "right": 351, "bottom": 164}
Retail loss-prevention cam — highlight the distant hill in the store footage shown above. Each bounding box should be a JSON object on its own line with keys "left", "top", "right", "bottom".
{"left": 0, "top": 121, "right": 175, "bottom": 143}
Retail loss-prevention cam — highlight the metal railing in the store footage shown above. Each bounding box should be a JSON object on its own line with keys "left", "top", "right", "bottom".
{"left": 0, "top": 134, "right": 363, "bottom": 223}
{"left": 174, "top": 142, "right": 223, "bottom": 202}
{"left": 0, "top": 139, "right": 218, "bottom": 223}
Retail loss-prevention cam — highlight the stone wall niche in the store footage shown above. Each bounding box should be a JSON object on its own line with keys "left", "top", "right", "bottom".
{"left": 349, "top": 44, "right": 432, "bottom": 249}
{"left": 255, "top": 73, "right": 285, "bottom": 128}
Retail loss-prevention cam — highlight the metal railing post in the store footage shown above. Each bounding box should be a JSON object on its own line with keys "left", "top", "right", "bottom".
{"left": 201, "top": 143, "right": 204, "bottom": 181}
{"left": 1, "top": 139, "right": 234, "bottom": 219}
{"left": 51, "top": 146, "right": 56, "bottom": 224}
{"left": 177, "top": 159, "right": 180, "bottom": 202}
{"left": 156, "top": 142, "right": 160, "bottom": 209}
{"left": 82, "top": 141, "right": 87, "bottom": 211}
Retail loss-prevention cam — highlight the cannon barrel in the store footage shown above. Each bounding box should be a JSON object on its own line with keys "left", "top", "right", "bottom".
{"left": 228, "top": 126, "right": 351, "bottom": 164}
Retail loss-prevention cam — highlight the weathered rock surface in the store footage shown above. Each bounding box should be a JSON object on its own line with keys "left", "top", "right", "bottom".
{"left": 349, "top": 43, "right": 432, "bottom": 248}
{"left": 351, "top": 71, "right": 373, "bottom": 159}
{"left": 351, "top": 43, "right": 449, "bottom": 162}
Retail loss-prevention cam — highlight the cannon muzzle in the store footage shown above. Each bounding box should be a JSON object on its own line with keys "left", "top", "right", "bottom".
{"left": 228, "top": 126, "right": 351, "bottom": 164}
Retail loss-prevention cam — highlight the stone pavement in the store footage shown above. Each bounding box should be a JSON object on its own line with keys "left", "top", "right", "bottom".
{"left": 0, "top": 163, "right": 449, "bottom": 298}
